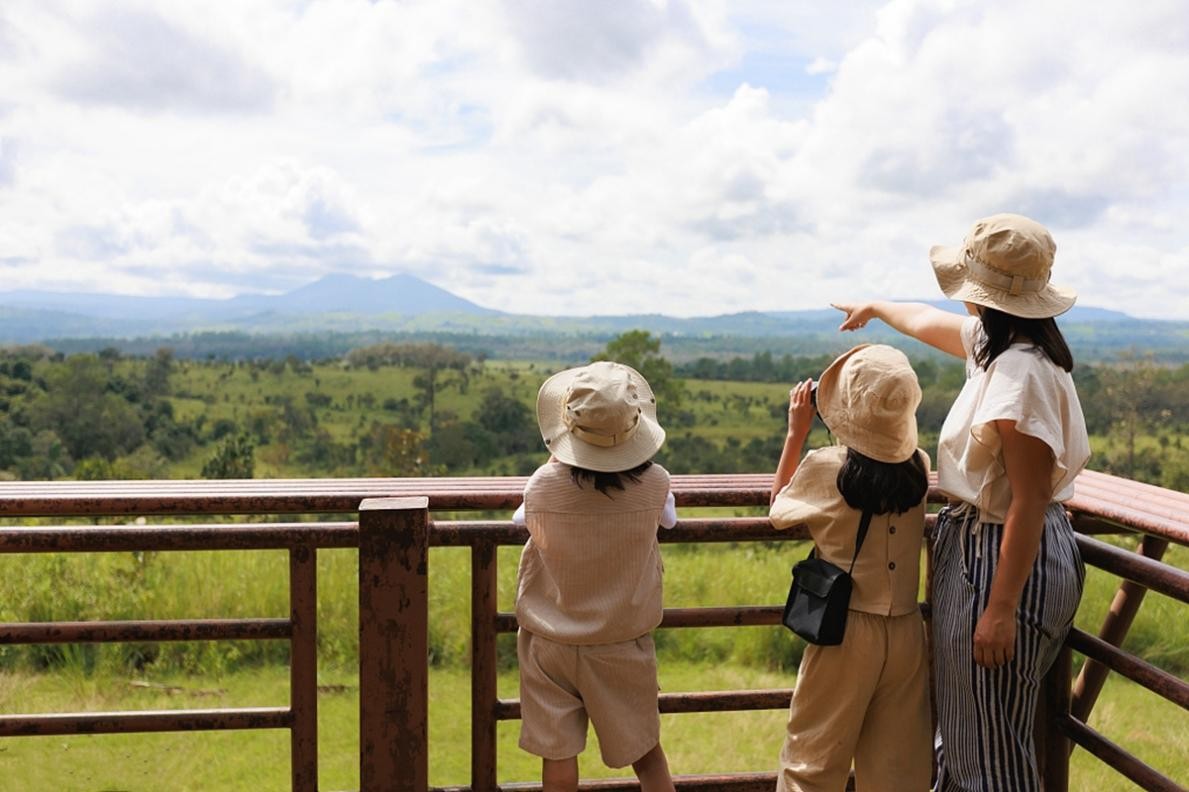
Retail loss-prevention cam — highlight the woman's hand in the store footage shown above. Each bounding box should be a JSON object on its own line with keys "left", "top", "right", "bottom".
{"left": 973, "top": 603, "right": 1016, "bottom": 668}
{"left": 831, "top": 302, "right": 878, "bottom": 332}
{"left": 787, "top": 379, "right": 815, "bottom": 438}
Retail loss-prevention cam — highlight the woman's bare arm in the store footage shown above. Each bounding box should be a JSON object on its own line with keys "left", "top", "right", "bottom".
{"left": 831, "top": 300, "right": 967, "bottom": 358}
{"left": 972, "top": 419, "right": 1054, "bottom": 668}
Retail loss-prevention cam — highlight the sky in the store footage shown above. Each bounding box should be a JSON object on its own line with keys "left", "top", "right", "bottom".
{"left": 1, "top": 0, "right": 1187, "bottom": 319}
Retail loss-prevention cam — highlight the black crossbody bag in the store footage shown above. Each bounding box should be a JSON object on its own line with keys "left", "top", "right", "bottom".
{"left": 781, "top": 508, "right": 874, "bottom": 646}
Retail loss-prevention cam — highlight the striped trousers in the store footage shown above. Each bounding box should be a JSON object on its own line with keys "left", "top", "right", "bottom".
{"left": 931, "top": 503, "right": 1084, "bottom": 792}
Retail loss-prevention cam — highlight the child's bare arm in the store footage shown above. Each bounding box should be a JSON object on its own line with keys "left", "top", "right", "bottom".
{"left": 771, "top": 379, "right": 814, "bottom": 503}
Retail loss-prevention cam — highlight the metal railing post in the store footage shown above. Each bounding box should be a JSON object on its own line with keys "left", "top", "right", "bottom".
{"left": 1038, "top": 643, "right": 1072, "bottom": 791}
{"left": 358, "top": 497, "right": 430, "bottom": 792}
{"left": 289, "top": 544, "right": 318, "bottom": 791}
{"left": 471, "top": 541, "right": 499, "bottom": 792}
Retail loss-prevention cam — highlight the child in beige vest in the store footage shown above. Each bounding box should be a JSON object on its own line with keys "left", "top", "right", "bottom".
{"left": 769, "top": 345, "right": 932, "bottom": 791}
{"left": 513, "top": 361, "right": 677, "bottom": 792}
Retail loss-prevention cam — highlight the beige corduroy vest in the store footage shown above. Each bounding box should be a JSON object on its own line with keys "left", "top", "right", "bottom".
{"left": 515, "top": 461, "right": 670, "bottom": 645}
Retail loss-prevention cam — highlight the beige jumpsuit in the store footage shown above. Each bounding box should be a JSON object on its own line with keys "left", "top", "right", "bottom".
{"left": 770, "top": 445, "right": 932, "bottom": 792}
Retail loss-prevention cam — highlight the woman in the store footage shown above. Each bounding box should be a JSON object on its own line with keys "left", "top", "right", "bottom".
{"left": 832, "top": 213, "right": 1090, "bottom": 791}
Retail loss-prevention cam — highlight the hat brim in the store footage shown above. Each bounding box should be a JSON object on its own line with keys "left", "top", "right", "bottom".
{"left": 536, "top": 365, "right": 666, "bottom": 473}
{"left": 816, "top": 344, "right": 920, "bottom": 464}
{"left": 929, "top": 245, "right": 1077, "bottom": 319}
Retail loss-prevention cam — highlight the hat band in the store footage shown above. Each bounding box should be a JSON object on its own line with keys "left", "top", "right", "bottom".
{"left": 964, "top": 251, "right": 1049, "bottom": 296}
{"left": 567, "top": 414, "right": 640, "bottom": 448}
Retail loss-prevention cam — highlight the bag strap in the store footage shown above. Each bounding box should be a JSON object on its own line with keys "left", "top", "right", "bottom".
{"left": 846, "top": 509, "right": 874, "bottom": 576}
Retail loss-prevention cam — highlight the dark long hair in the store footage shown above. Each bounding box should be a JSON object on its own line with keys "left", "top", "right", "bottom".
{"left": 972, "top": 307, "right": 1074, "bottom": 372}
{"left": 570, "top": 460, "right": 653, "bottom": 497}
{"left": 836, "top": 448, "right": 928, "bottom": 515}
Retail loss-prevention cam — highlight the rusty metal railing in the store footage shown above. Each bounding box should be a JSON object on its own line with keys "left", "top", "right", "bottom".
{"left": 0, "top": 470, "right": 1185, "bottom": 791}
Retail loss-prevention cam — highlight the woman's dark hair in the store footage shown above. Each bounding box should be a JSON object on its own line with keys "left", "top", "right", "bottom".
{"left": 836, "top": 448, "right": 928, "bottom": 515}
{"left": 972, "top": 307, "right": 1074, "bottom": 372}
{"left": 570, "top": 460, "right": 653, "bottom": 497}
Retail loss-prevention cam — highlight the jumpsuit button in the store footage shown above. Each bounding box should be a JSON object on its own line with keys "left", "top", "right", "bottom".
{"left": 889, "top": 525, "right": 896, "bottom": 534}
{"left": 888, "top": 562, "right": 896, "bottom": 570}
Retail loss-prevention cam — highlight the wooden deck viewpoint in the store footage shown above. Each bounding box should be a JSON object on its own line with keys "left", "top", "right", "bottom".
{"left": 0, "top": 470, "right": 1185, "bottom": 791}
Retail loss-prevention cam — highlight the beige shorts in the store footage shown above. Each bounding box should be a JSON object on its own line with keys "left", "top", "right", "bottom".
{"left": 517, "top": 629, "right": 661, "bottom": 768}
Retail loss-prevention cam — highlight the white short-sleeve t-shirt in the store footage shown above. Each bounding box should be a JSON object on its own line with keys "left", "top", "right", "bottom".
{"left": 936, "top": 316, "right": 1090, "bottom": 524}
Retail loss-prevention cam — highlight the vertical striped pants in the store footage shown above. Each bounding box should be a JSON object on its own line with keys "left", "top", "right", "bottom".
{"left": 932, "top": 503, "right": 1084, "bottom": 791}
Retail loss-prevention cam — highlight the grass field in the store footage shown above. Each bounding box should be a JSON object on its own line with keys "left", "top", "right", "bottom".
{"left": 0, "top": 663, "right": 1184, "bottom": 790}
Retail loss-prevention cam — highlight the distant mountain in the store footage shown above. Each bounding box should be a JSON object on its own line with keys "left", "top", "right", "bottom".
{"left": 0, "top": 274, "right": 1184, "bottom": 362}
{"left": 0, "top": 273, "right": 496, "bottom": 341}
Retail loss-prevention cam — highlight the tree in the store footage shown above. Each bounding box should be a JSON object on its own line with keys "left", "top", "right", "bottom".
{"left": 27, "top": 356, "right": 145, "bottom": 461}
{"left": 592, "top": 330, "right": 684, "bottom": 408}
{"left": 202, "top": 434, "right": 255, "bottom": 479}
{"left": 358, "top": 422, "right": 433, "bottom": 476}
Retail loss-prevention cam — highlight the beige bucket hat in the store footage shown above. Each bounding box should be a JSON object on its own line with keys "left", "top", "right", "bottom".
{"left": 816, "top": 344, "right": 921, "bottom": 464}
{"left": 536, "top": 360, "right": 666, "bottom": 473}
{"left": 929, "top": 213, "right": 1076, "bottom": 319}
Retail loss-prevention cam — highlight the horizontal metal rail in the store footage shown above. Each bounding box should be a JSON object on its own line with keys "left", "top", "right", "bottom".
{"left": 433, "top": 773, "right": 780, "bottom": 792}
{"left": 0, "top": 707, "right": 292, "bottom": 737}
{"left": 1057, "top": 715, "right": 1183, "bottom": 792}
{"left": 1075, "top": 534, "right": 1189, "bottom": 604}
{"left": 494, "top": 606, "right": 784, "bottom": 633}
{"left": 0, "top": 523, "right": 358, "bottom": 553}
{"left": 495, "top": 689, "right": 793, "bottom": 720}
{"left": 0, "top": 618, "right": 291, "bottom": 644}
{"left": 1065, "top": 628, "right": 1189, "bottom": 711}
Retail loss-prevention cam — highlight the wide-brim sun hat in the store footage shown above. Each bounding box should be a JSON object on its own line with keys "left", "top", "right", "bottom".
{"left": 536, "top": 360, "right": 666, "bottom": 473}
{"left": 929, "top": 213, "right": 1077, "bottom": 319}
{"left": 816, "top": 344, "right": 921, "bottom": 464}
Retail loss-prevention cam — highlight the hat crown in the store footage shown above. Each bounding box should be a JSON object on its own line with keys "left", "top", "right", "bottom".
{"left": 965, "top": 213, "right": 1056, "bottom": 280}
{"left": 816, "top": 344, "right": 920, "bottom": 463}
{"left": 835, "top": 347, "right": 922, "bottom": 426}
{"left": 564, "top": 367, "right": 643, "bottom": 439}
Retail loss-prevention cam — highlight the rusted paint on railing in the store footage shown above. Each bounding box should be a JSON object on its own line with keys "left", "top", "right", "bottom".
{"left": 358, "top": 497, "right": 429, "bottom": 792}
{"left": 0, "top": 617, "right": 291, "bottom": 644}
{"left": 0, "top": 707, "right": 290, "bottom": 737}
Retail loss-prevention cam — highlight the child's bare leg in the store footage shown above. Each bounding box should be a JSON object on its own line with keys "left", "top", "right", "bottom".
{"left": 632, "top": 743, "right": 675, "bottom": 792}
{"left": 542, "top": 756, "right": 579, "bottom": 792}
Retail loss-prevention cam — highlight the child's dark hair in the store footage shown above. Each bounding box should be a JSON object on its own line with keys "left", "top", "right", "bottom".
{"left": 836, "top": 448, "right": 928, "bottom": 515}
{"left": 972, "top": 307, "right": 1074, "bottom": 372}
{"left": 570, "top": 460, "right": 653, "bottom": 496}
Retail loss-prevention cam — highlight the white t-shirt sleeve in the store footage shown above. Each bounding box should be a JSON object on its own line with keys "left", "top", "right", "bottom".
{"left": 969, "top": 351, "right": 1084, "bottom": 494}
{"left": 659, "top": 491, "right": 677, "bottom": 529}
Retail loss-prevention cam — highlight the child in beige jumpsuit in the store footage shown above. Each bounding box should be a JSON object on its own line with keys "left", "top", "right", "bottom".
{"left": 769, "top": 344, "right": 932, "bottom": 791}
{"left": 513, "top": 361, "right": 678, "bottom": 792}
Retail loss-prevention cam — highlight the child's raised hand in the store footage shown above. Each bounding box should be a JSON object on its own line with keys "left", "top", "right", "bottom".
{"left": 831, "top": 301, "right": 876, "bottom": 332}
{"left": 787, "top": 378, "right": 815, "bottom": 438}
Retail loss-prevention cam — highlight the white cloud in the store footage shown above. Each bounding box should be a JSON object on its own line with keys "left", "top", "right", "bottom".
{"left": 0, "top": 0, "right": 1186, "bottom": 319}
